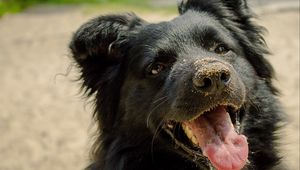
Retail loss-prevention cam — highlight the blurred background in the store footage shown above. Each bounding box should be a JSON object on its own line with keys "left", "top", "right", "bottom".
{"left": 0, "top": 0, "right": 299, "bottom": 170}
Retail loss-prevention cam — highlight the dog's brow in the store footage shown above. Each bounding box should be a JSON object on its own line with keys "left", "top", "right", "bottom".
{"left": 190, "top": 26, "right": 235, "bottom": 49}
{"left": 157, "top": 49, "right": 177, "bottom": 60}
{"left": 195, "top": 26, "right": 223, "bottom": 43}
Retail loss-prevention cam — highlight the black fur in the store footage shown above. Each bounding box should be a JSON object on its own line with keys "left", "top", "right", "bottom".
{"left": 70, "top": 0, "right": 285, "bottom": 169}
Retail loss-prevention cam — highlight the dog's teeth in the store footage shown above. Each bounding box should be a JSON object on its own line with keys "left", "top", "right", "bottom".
{"left": 182, "top": 124, "right": 198, "bottom": 145}
{"left": 235, "top": 112, "right": 241, "bottom": 134}
{"left": 191, "top": 135, "right": 198, "bottom": 145}
{"left": 167, "top": 122, "right": 174, "bottom": 129}
{"left": 182, "top": 124, "right": 193, "bottom": 138}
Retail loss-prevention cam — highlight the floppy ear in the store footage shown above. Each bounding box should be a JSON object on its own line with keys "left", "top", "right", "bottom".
{"left": 178, "top": 0, "right": 248, "bottom": 16}
{"left": 178, "top": 0, "right": 277, "bottom": 93}
{"left": 70, "top": 13, "right": 145, "bottom": 95}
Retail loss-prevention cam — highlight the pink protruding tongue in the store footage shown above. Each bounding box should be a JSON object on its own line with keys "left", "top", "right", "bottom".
{"left": 183, "top": 107, "right": 248, "bottom": 170}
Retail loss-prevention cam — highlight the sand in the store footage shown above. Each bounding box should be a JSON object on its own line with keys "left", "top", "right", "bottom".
{"left": 0, "top": 5, "right": 298, "bottom": 170}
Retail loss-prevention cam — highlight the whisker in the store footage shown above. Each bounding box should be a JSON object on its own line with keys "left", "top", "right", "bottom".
{"left": 152, "top": 96, "right": 168, "bottom": 104}
{"left": 146, "top": 98, "right": 168, "bottom": 128}
{"left": 150, "top": 119, "right": 165, "bottom": 160}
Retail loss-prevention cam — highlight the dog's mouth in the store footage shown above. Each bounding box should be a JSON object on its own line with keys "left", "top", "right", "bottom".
{"left": 163, "top": 105, "right": 248, "bottom": 170}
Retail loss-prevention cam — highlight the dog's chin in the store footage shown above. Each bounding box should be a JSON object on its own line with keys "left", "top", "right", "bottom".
{"left": 163, "top": 104, "right": 249, "bottom": 170}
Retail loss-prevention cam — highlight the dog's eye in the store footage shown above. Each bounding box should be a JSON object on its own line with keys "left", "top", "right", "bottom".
{"left": 148, "top": 63, "right": 166, "bottom": 76}
{"left": 214, "top": 44, "right": 230, "bottom": 54}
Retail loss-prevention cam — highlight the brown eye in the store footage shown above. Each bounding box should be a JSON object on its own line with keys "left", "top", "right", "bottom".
{"left": 214, "top": 44, "right": 230, "bottom": 54}
{"left": 149, "top": 63, "right": 165, "bottom": 75}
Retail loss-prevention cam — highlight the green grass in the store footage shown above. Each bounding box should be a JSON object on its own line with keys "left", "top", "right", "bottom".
{"left": 0, "top": 0, "right": 157, "bottom": 17}
{"left": 0, "top": 1, "right": 27, "bottom": 16}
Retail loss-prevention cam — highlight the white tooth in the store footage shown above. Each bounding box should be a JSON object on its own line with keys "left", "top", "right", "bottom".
{"left": 191, "top": 135, "right": 198, "bottom": 145}
{"left": 182, "top": 124, "right": 198, "bottom": 145}
{"left": 167, "top": 123, "right": 174, "bottom": 129}
{"left": 235, "top": 112, "right": 241, "bottom": 134}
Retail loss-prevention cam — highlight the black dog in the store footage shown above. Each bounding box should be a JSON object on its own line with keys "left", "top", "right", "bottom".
{"left": 70, "top": 0, "right": 285, "bottom": 169}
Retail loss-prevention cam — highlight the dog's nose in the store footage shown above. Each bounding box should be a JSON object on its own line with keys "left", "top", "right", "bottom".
{"left": 193, "top": 60, "right": 231, "bottom": 94}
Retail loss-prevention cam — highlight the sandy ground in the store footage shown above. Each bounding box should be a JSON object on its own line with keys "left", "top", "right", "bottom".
{"left": 0, "top": 5, "right": 298, "bottom": 170}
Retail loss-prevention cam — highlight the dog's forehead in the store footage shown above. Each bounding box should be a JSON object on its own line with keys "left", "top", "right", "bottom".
{"left": 133, "top": 10, "right": 229, "bottom": 49}
{"left": 130, "top": 10, "right": 234, "bottom": 57}
{"left": 170, "top": 10, "right": 217, "bottom": 27}
{"left": 140, "top": 11, "right": 220, "bottom": 39}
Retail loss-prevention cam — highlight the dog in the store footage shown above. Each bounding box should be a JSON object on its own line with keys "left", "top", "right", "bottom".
{"left": 69, "top": 0, "right": 285, "bottom": 169}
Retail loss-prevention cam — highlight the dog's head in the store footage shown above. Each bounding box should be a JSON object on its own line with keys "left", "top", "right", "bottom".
{"left": 70, "top": 0, "right": 275, "bottom": 169}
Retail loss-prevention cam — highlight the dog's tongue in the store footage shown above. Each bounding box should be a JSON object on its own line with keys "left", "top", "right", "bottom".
{"left": 183, "top": 107, "right": 248, "bottom": 170}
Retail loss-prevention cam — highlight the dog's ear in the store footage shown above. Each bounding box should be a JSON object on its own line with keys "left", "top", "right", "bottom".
{"left": 178, "top": 0, "right": 249, "bottom": 15}
{"left": 220, "top": 0, "right": 249, "bottom": 12}
{"left": 70, "top": 13, "right": 146, "bottom": 95}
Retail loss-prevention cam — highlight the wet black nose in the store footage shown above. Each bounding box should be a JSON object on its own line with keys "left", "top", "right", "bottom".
{"left": 193, "top": 61, "right": 231, "bottom": 94}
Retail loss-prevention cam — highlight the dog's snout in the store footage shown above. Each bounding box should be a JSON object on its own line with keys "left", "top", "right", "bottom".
{"left": 192, "top": 60, "right": 231, "bottom": 94}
